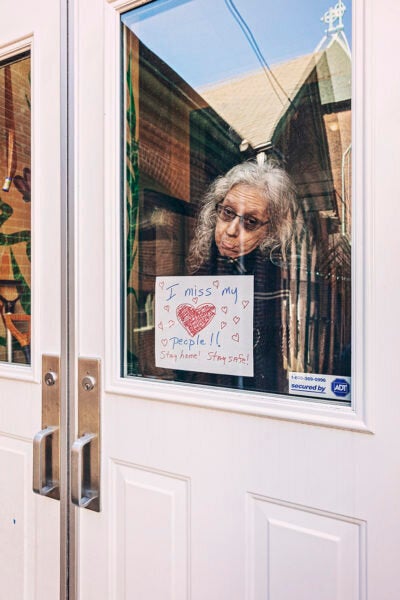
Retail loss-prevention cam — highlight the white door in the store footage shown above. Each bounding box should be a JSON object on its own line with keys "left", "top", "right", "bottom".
{"left": 0, "top": 1, "right": 61, "bottom": 598}
{"left": 73, "top": 1, "right": 400, "bottom": 599}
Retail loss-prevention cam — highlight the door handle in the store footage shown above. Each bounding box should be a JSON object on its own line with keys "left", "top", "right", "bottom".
{"left": 71, "top": 357, "right": 101, "bottom": 511}
{"left": 33, "top": 356, "right": 60, "bottom": 500}
{"left": 33, "top": 426, "right": 59, "bottom": 496}
{"left": 71, "top": 433, "right": 98, "bottom": 509}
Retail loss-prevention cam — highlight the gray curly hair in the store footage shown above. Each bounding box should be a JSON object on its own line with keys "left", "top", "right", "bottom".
{"left": 187, "top": 160, "right": 296, "bottom": 273}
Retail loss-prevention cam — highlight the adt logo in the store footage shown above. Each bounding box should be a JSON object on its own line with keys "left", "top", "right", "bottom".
{"left": 331, "top": 378, "right": 350, "bottom": 398}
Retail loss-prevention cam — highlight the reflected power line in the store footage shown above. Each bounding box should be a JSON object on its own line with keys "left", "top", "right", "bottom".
{"left": 224, "top": 0, "right": 296, "bottom": 110}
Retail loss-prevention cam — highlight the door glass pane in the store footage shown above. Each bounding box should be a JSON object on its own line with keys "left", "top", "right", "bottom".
{"left": 121, "top": 0, "right": 352, "bottom": 403}
{"left": 0, "top": 52, "right": 31, "bottom": 365}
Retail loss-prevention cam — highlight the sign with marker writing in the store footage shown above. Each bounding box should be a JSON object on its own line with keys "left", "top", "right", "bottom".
{"left": 155, "top": 275, "right": 254, "bottom": 376}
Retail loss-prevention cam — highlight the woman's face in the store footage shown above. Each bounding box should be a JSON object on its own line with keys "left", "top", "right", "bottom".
{"left": 214, "top": 184, "right": 269, "bottom": 258}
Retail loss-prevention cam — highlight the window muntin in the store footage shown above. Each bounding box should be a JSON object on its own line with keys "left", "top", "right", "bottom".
{"left": 0, "top": 52, "right": 31, "bottom": 365}
{"left": 121, "top": 0, "right": 352, "bottom": 403}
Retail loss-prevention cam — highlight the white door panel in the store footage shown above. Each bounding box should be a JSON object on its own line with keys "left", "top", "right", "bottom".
{"left": 0, "top": 1, "right": 61, "bottom": 598}
{"left": 74, "top": 1, "right": 400, "bottom": 599}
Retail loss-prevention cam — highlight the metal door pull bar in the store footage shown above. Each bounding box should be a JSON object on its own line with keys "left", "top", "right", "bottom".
{"left": 71, "top": 433, "right": 99, "bottom": 509}
{"left": 33, "top": 425, "right": 59, "bottom": 496}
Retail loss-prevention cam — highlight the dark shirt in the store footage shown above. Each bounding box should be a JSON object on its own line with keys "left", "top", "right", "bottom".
{"left": 179, "top": 242, "right": 289, "bottom": 394}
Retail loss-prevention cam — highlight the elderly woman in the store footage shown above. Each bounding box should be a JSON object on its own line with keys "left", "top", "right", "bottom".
{"left": 186, "top": 160, "right": 296, "bottom": 393}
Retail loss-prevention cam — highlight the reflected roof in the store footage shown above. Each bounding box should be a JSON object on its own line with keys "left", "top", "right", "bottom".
{"left": 199, "top": 39, "right": 351, "bottom": 149}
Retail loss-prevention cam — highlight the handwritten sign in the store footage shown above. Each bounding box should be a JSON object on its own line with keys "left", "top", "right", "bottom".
{"left": 155, "top": 275, "right": 254, "bottom": 376}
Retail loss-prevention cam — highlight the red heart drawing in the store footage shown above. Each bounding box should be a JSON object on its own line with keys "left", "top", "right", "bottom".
{"left": 221, "top": 306, "right": 228, "bottom": 314}
{"left": 192, "top": 297, "right": 198, "bottom": 304}
{"left": 213, "top": 280, "right": 220, "bottom": 288}
{"left": 242, "top": 300, "right": 249, "bottom": 309}
{"left": 161, "top": 338, "right": 168, "bottom": 346}
{"left": 164, "top": 305, "right": 170, "bottom": 312}
{"left": 158, "top": 321, "right": 163, "bottom": 330}
{"left": 221, "top": 321, "right": 227, "bottom": 329}
{"left": 176, "top": 303, "right": 216, "bottom": 337}
{"left": 233, "top": 316, "right": 240, "bottom": 324}
{"left": 159, "top": 281, "right": 165, "bottom": 289}
{"left": 232, "top": 333, "right": 239, "bottom": 342}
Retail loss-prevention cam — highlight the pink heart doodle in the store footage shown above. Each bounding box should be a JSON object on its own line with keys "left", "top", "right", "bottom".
{"left": 159, "top": 281, "right": 164, "bottom": 289}
{"left": 176, "top": 303, "right": 216, "bottom": 337}
{"left": 242, "top": 300, "right": 249, "bottom": 309}
{"left": 213, "top": 280, "right": 220, "bottom": 288}
{"left": 232, "top": 333, "right": 239, "bottom": 342}
{"left": 161, "top": 338, "right": 168, "bottom": 346}
{"left": 233, "top": 316, "right": 240, "bottom": 324}
{"left": 221, "top": 321, "right": 227, "bottom": 329}
{"left": 164, "top": 305, "right": 170, "bottom": 312}
{"left": 221, "top": 306, "right": 228, "bottom": 314}
{"left": 192, "top": 297, "right": 198, "bottom": 304}
{"left": 158, "top": 321, "right": 163, "bottom": 330}
{"left": 168, "top": 320, "right": 175, "bottom": 328}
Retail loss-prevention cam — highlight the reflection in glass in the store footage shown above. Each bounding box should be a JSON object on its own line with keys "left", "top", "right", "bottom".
{"left": 122, "top": 0, "right": 352, "bottom": 402}
{"left": 0, "top": 53, "right": 31, "bottom": 365}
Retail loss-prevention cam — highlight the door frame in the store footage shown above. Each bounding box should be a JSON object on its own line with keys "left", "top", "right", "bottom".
{"left": 103, "top": 0, "right": 371, "bottom": 431}
{"left": 60, "top": 0, "right": 77, "bottom": 598}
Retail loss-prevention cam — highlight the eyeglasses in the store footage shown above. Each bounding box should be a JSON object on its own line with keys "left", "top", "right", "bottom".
{"left": 216, "top": 203, "right": 270, "bottom": 232}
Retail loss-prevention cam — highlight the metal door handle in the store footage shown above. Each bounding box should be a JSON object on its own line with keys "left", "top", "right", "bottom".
{"left": 71, "top": 433, "right": 99, "bottom": 509}
{"left": 33, "top": 356, "right": 61, "bottom": 500}
{"left": 33, "top": 425, "right": 59, "bottom": 497}
{"left": 73, "top": 358, "right": 101, "bottom": 511}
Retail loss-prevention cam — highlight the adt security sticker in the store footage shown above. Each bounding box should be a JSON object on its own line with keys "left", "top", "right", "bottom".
{"left": 289, "top": 372, "right": 351, "bottom": 401}
{"left": 330, "top": 378, "right": 350, "bottom": 398}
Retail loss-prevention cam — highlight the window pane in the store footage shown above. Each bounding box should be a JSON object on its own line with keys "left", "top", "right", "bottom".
{"left": 122, "top": 0, "right": 352, "bottom": 403}
{"left": 0, "top": 53, "right": 31, "bottom": 365}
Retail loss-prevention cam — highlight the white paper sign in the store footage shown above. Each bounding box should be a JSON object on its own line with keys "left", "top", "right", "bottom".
{"left": 155, "top": 275, "right": 254, "bottom": 376}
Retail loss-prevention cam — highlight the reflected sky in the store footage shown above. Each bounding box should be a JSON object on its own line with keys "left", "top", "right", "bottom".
{"left": 122, "top": 0, "right": 352, "bottom": 88}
